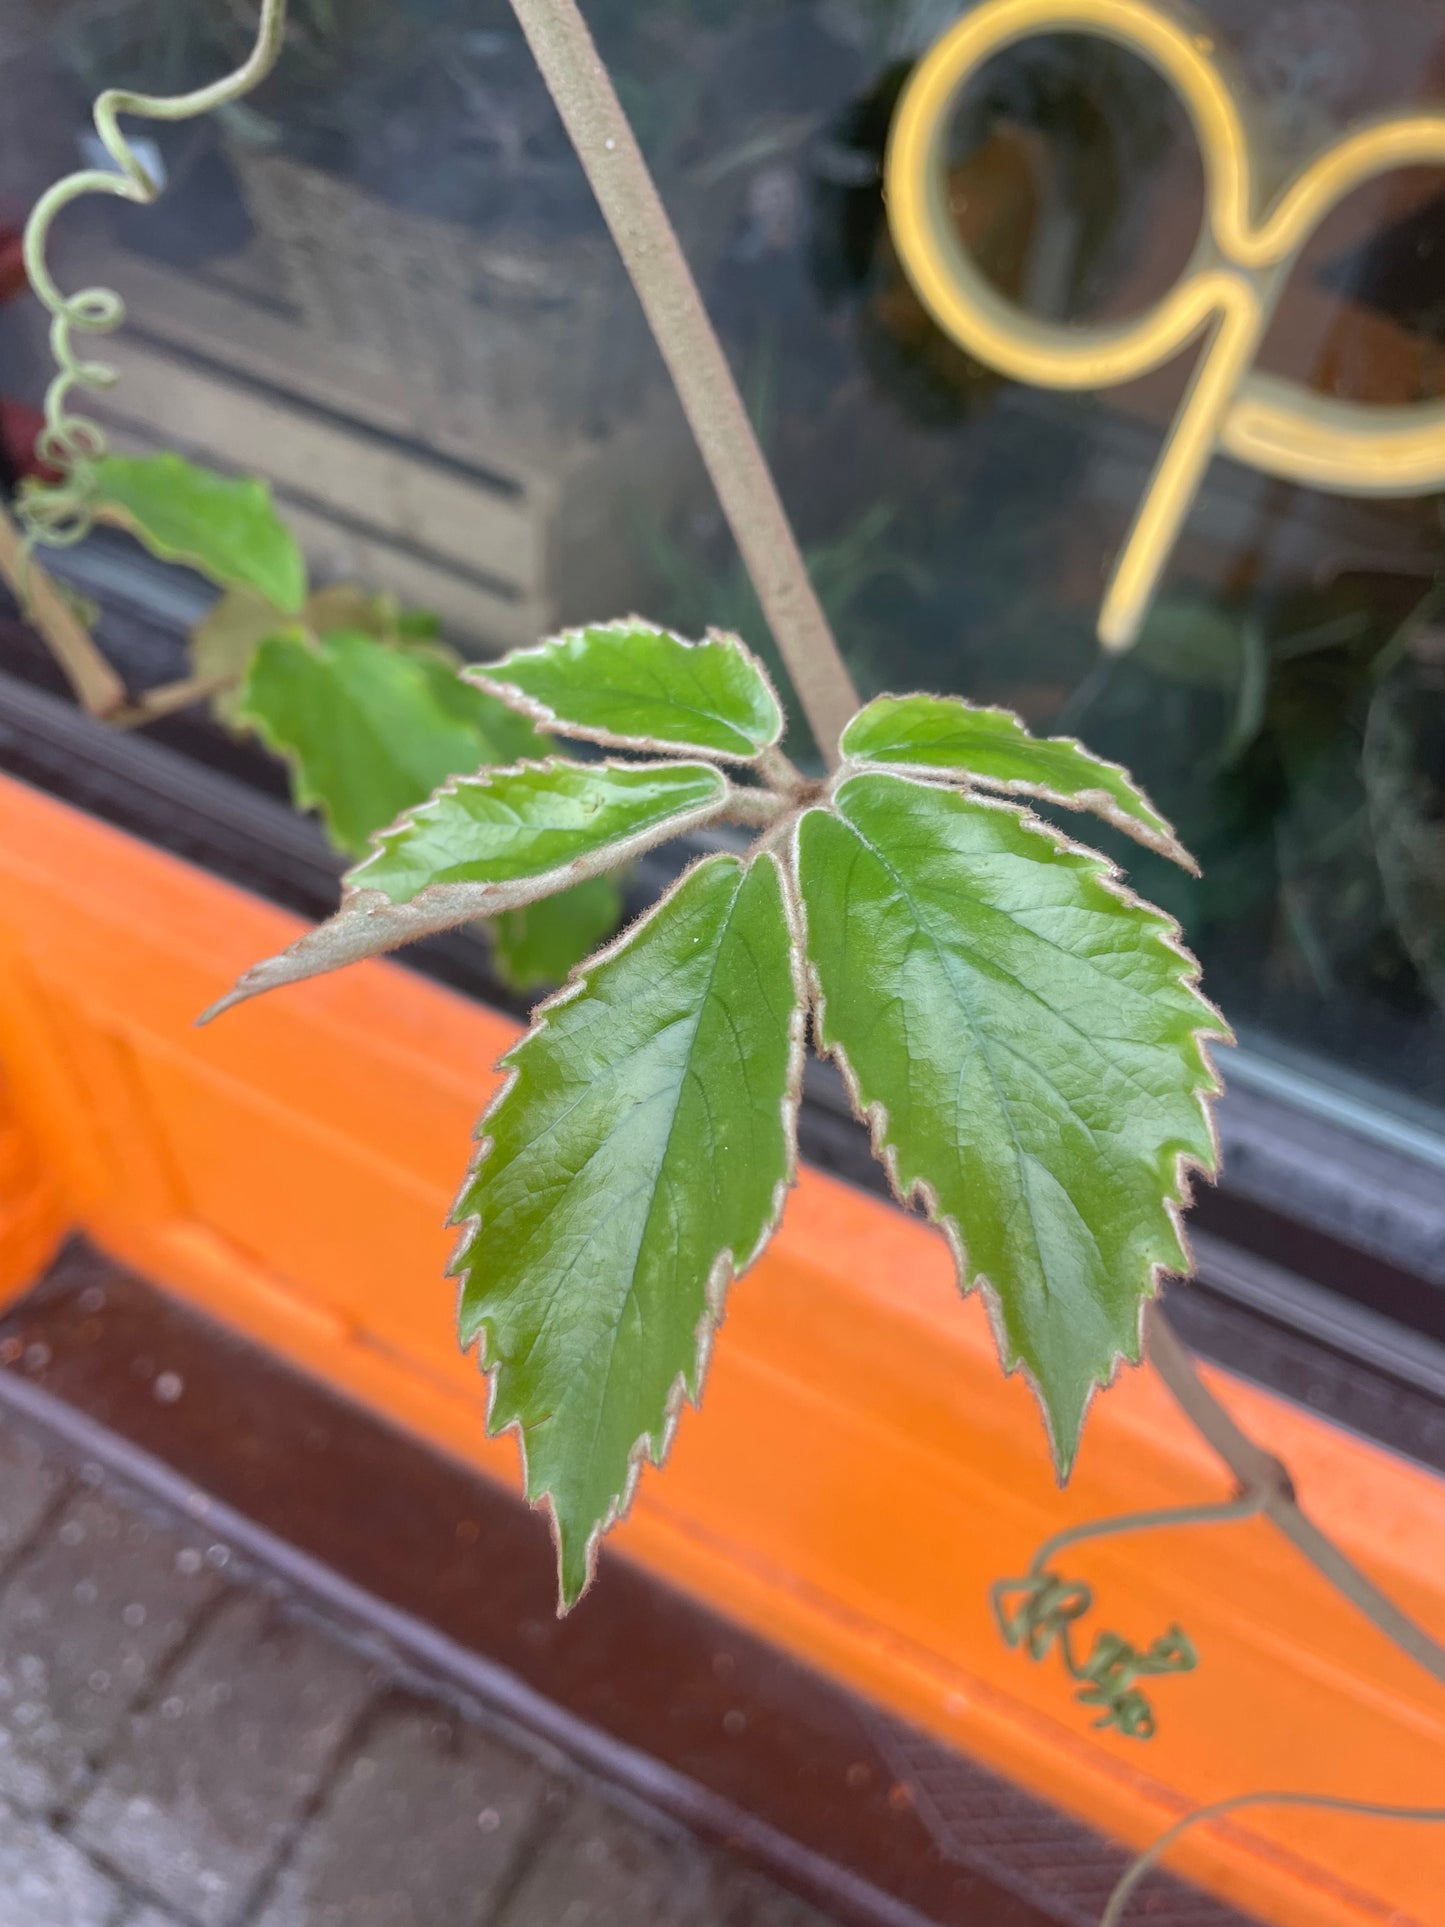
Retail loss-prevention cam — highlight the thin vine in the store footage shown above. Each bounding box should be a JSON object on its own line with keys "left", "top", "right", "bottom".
{"left": 1102, "top": 1791, "right": 1445, "bottom": 1926}
{"left": 17, "top": 0, "right": 288, "bottom": 553}
{"left": 992, "top": 1491, "right": 1266, "bottom": 1739}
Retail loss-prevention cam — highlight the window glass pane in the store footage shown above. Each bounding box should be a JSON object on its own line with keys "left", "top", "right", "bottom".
{"left": 2, "top": 0, "right": 1443, "bottom": 1136}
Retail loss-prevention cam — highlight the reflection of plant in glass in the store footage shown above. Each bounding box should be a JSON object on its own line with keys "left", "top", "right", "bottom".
{"left": 1062, "top": 580, "right": 1445, "bottom": 1030}
{"left": 1365, "top": 636, "right": 1445, "bottom": 1015}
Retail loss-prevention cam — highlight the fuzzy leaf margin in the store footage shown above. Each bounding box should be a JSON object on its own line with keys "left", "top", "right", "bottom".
{"left": 795, "top": 770, "right": 1228, "bottom": 1466}
{"left": 841, "top": 692, "right": 1196, "bottom": 873}
{"left": 470, "top": 619, "right": 786, "bottom": 761}
{"left": 453, "top": 849, "right": 804, "bottom": 1606}
{"left": 200, "top": 758, "right": 731, "bottom": 1020}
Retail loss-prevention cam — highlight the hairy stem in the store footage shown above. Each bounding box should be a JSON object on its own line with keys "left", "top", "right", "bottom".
{"left": 723, "top": 786, "right": 796, "bottom": 829}
{"left": 756, "top": 743, "right": 810, "bottom": 796}
{"left": 1144, "top": 1306, "right": 1445, "bottom": 1687}
{"left": 506, "top": 0, "right": 860, "bottom": 765}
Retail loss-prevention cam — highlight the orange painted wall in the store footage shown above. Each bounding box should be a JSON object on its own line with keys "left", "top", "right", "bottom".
{"left": 0, "top": 771, "right": 1441, "bottom": 1926}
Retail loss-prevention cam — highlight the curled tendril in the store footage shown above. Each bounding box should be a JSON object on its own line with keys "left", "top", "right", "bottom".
{"left": 992, "top": 1568, "right": 1196, "bottom": 1738}
{"left": 989, "top": 1488, "right": 1267, "bottom": 1739}
{"left": 17, "top": 0, "right": 290, "bottom": 551}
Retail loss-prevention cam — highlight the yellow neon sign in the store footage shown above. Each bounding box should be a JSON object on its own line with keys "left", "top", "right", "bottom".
{"left": 885, "top": 0, "right": 1445, "bottom": 650}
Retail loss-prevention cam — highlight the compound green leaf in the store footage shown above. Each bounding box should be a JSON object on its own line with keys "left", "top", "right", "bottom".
{"left": 204, "top": 757, "right": 730, "bottom": 1020}
{"left": 471, "top": 620, "right": 785, "bottom": 760}
{"left": 237, "top": 629, "right": 549, "bottom": 858}
{"left": 92, "top": 453, "right": 306, "bottom": 611}
{"left": 490, "top": 873, "right": 624, "bottom": 992}
{"left": 796, "top": 773, "right": 1225, "bottom": 1467}
{"left": 841, "top": 693, "right": 1194, "bottom": 872}
{"left": 453, "top": 851, "right": 801, "bottom": 1606}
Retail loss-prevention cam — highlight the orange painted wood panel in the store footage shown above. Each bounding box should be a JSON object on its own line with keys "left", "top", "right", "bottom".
{"left": 0, "top": 770, "right": 1440, "bottom": 1926}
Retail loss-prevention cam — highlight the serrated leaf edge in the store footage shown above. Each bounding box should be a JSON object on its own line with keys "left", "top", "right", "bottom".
{"left": 841, "top": 692, "right": 1198, "bottom": 875}
{"left": 448, "top": 847, "right": 806, "bottom": 1609}
{"left": 791, "top": 774, "right": 1231, "bottom": 1474}
{"left": 199, "top": 758, "right": 732, "bottom": 1023}
{"left": 234, "top": 628, "right": 369, "bottom": 853}
{"left": 237, "top": 628, "right": 556, "bottom": 857}
{"left": 466, "top": 616, "right": 787, "bottom": 763}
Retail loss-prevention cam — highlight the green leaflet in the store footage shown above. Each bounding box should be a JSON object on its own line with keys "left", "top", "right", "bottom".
{"left": 202, "top": 757, "right": 730, "bottom": 1020}
{"left": 193, "top": 586, "right": 458, "bottom": 733}
{"left": 841, "top": 693, "right": 1194, "bottom": 872}
{"left": 238, "top": 629, "right": 547, "bottom": 858}
{"left": 204, "top": 620, "right": 1233, "bottom": 1604}
{"left": 472, "top": 620, "right": 785, "bottom": 760}
{"left": 92, "top": 453, "right": 306, "bottom": 612}
{"left": 355, "top": 758, "right": 725, "bottom": 903}
{"left": 796, "top": 773, "right": 1224, "bottom": 1466}
{"left": 490, "top": 874, "right": 625, "bottom": 993}
{"left": 453, "top": 853, "right": 800, "bottom": 1605}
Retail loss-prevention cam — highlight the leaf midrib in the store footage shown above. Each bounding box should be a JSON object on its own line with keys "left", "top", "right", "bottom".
{"left": 830, "top": 809, "right": 1054, "bottom": 1312}
{"left": 569, "top": 862, "right": 746, "bottom": 1486}
{"left": 500, "top": 863, "right": 745, "bottom": 1488}
{"left": 537, "top": 635, "right": 769, "bottom": 749}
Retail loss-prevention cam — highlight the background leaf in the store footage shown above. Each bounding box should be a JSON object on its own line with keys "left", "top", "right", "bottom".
{"left": 1365, "top": 670, "right": 1445, "bottom": 1010}
{"left": 797, "top": 773, "right": 1224, "bottom": 1466}
{"left": 842, "top": 692, "right": 1192, "bottom": 869}
{"left": 490, "top": 874, "right": 626, "bottom": 992}
{"left": 453, "top": 852, "right": 801, "bottom": 1606}
{"left": 91, "top": 453, "right": 307, "bottom": 611}
{"left": 238, "top": 628, "right": 548, "bottom": 858}
{"left": 473, "top": 620, "right": 785, "bottom": 759}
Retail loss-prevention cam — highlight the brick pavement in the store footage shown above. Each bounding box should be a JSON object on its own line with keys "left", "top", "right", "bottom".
{"left": 0, "top": 1411, "right": 840, "bottom": 1927}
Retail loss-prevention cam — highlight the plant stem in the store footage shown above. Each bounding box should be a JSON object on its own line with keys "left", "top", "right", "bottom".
{"left": 1144, "top": 1306, "right": 1445, "bottom": 1688}
{"left": 0, "top": 502, "right": 126, "bottom": 715}
{"left": 109, "top": 671, "right": 237, "bottom": 728}
{"left": 756, "top": 743, "right": 809, "bottom": 796}
{"left": 1102, "top": 1789, "right": 1445, "bottom": 1927}
{"left": 723, "top": 786, "right": 795, "bottom": 829}
{"left": 505, "top": 0, "right": 860, "bottom": 766}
